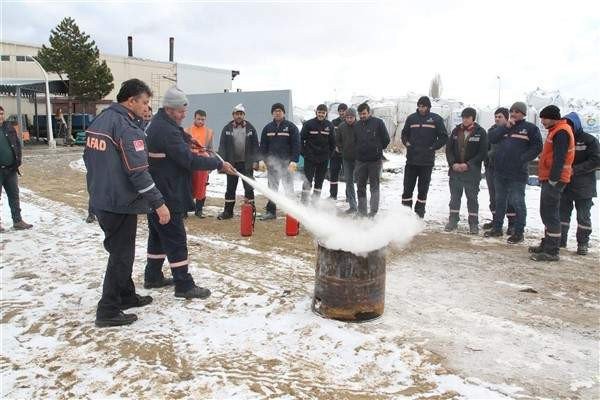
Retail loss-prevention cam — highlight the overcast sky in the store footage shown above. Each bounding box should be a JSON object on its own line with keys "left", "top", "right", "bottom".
{"left": 1, "top": 0, "right": 599, "bottom": 107}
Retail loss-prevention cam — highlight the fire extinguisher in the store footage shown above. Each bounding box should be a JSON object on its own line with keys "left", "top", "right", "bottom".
{"left": 240, "top": 202, "right": 256, "bottom": 237}
{"left": 285, "top": 214, "right": 300, "bottom": 236}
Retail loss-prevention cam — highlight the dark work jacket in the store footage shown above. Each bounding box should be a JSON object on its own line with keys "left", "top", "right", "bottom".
{"left": 0, "top": 121, "right": 22, "bottom": 171}
{"left": 564, "top": 112, "right": 600, "bottom": 199}
{"left": 401, "top": 111, "right": 448, "bottom": 166}
{"left": 260, "top": 119, "right": 300, "bottom": 163}
{"left": 330, "top": 116, "right": 344, "bottom": 158}
{"left": 488, "top": 119, "right": 543, "bottom": 183}
{"left": 446, "top": 123, "right": 488, "bottom": 180}
{"left": 335, "top": 121, "right": 357, "bottom": 161}
{"left": 300, "top": 117, "right": 335, "bottom": 163}
{"left": 218, "top": 120, "right": 260, "bottom": 171}
{"left": 146, "top": 108, "right": 223, "bottom": 213}
{"left": 484, "top": 124, "right": 499, "bottom": 169}
{"left": 83, "top": 103, "right": 164, "bottom": 214}
{"left": 354, "top": 116, "right": 390, "bottom": 162}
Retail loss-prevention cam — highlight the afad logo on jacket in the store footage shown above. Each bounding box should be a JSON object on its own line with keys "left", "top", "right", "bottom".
{"left": 426, "top": 118, "right": 434, "bottom": 123}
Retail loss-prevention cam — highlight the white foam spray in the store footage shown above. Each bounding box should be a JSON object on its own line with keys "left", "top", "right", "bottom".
{"left": 235, "top": 171, "right": 423, "bottom": 255}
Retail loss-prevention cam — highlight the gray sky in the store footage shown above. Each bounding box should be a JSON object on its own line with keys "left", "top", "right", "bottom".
{"left": 2, "top": 0, "right": 599, "bottom": 107}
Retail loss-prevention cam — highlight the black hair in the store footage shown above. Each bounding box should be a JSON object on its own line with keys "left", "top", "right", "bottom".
{"left": 116, "top": 79, "right": 153, "bottom": 103}
{"left": 195, "top": 109, "right": 207, "bottom": 117}
{"left": 357, "top": 103, "right": 370, "bottom": 113}
{"left": 316, "top": 104, "right": 328, "bottom": 112}
{"left": 337, "top": 103, "right": 348, "bottom": 112}
{"left": 494, "top": 107, "right": 509, "bottom": 120}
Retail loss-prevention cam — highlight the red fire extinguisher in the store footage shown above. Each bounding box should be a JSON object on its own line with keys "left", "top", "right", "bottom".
{"left": 285, "top": 214, "right": 300, "bottom": 236}
{"left": 240, "top": 202, "right": 255, "bottom": 237}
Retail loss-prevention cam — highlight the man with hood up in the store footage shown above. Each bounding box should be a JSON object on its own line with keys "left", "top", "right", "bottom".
{"left": 557, "top": 112, "right": 600, "bottom": 256}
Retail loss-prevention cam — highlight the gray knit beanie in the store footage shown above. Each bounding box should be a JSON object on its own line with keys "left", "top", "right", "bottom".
{"left": 510, "top": 101, "right": 527, "bottom": 115}
{"left": 163, "top": 86, "right": 188, "bottom": 108}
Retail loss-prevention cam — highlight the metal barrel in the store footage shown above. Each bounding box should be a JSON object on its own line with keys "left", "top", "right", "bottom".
{"left": 312, "top": 243, "right": 386, "bottom": 322}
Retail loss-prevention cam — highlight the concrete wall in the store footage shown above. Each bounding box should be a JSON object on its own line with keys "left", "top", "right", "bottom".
{"left": 183, "top": 90, "right": 293, "bottom": 146}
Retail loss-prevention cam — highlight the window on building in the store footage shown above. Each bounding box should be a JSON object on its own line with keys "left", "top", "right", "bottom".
{"left": 0, "top": 55, "right": 10, "bottom": 61}
{"left": 16, "top": 55, "right": 26, "bottom": 62}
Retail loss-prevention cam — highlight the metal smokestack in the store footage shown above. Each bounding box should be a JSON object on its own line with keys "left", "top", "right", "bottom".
{"left": 127, "top": 36, "right": 133, "bottom": 57}
{"left": 169, "top": 37, "right": 174, "bottom": 62}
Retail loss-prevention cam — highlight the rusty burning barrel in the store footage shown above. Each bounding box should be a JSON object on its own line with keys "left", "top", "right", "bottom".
{"left": 312, "top": 243, "right": 386, "bottom": 322}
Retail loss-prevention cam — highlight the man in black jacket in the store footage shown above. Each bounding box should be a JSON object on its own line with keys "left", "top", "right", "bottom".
{"left": 217, "top": 104, "right": 260, "bottom": 219}
{"left": 300, "top": 104, "right": 335, "bottom": 203}
{"left": 0, "top": 106, "right": 33, "bottom": 232}
{"left": 329, "top": 103, "right": 347, "bottom": 199}
{"left": 144, "top": 86, "right": 235, "bottom": 299}
{"left": 354, "top": 103, "right": 390, "bottom": 217}
{"left": 84, "top": 79, "right": 168, "bottom": 327}
{"left": 401, "top": 96, "right": 448, "bottom": 218}
{"left": 259, "top": 103, "right": 300, "bottom": 220}
{"left": 336, "top": 107, "right": 358, "bottom": 213}
{"left": 444, "top": 108, "right": 488, "bottom": 234}
{"left": 559, "top": 112, "right": 600, "bottom": 256}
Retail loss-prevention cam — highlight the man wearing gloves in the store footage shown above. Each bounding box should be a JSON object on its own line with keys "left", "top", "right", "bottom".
{"left": 259, "top": 102, "right": 300, "bottom": 220}
{"left": 354, "top": 103, "right": 390, "bottom": 217}
{"left": 558, "top": 112, "right": 600, "bottom": 255}
{"left": 529, "top": 106, "right": 575, "bottom": 261}
{"left": 217, "top": 104, "right": 260, "bottom": 220}
{"left": 84, "top": 79, "right": 168, "bottom": 327}
{"left": 300, "top": 104, "right": 335, "bottom": 203}
{"left": 144, "top": 86, "right": 236, "bottom": 298}
{"left": 401, "top": 96, "right": 448, "bottom": 218}
{"left": 485, "top": 101, "right": 543, "bottom": 244}
{"left": 336, "top": 107, "right": 358, "bottom": 213}
{"left": 444, "top": 107, "right": 488, "bottom": 234}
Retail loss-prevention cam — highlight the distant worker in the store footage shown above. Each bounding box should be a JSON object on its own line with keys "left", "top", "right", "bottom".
{"left": 185, "top": 109, "right": 214, "bottom": 218}
{"left": 483, "top": 107, "right": 516, "bottom": 234}
{"left": 529, "top": 106, "right": 575, "bottom": 261}
{"left": 300, "top": 104, "right": 335, "bottom": 203}
{"left": 259, "top": 102, "right": 300, "bottom": 220}
{"left": 144, "top": 86, "right": 235, "bottom": 298}
{"left": 0, "top": 106, "right": 33, "bottom": 232}
{"left": 558, "top": 112, "right": 600, "bottom": 256}
{"left": 354, "top": 103, "right": 390, "bottom": 217}
{"left": 444, "top": 107, "right": 488, "bottom": 234}
{"left": 329, "top": 103, "right": 347, "bottom": 199}
{"left": 216, "top": 104, "right": 260, "bottom": 220}
{"left": 336, "top": 107, "right": 358, "bottom": 213}
{"left": 401, "top": 96, "right": 448, "bottom": 218}
{"left": 84, "top": 79, "right": 167, "bottom": 327}
{"left": 485, "top": 101, "right": 543, "bottom": 244}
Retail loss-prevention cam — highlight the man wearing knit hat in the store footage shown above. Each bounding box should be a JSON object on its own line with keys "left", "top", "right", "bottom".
{"left": 144, "top": 86, "right": 236, "bottom": 299}
{"left": 529, "top": 105, "right": 575, "bottom": 261}
{"left": 485, "top": 101, "right": 543, "bottom": 244}
{"left": 400, "top": 96, "right": 448, "bottom": 218}
{"left": 259, "top": 102, "right": 300, "bottom": 220}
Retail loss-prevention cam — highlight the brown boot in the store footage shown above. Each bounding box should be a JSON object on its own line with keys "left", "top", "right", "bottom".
{"left": 13, "top": 220, "right": 33, "bottom": 230}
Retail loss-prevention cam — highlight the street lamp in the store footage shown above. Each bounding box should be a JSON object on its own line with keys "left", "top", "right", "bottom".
{"left": 26, "top": 56, "right": 55, "bottom": 148}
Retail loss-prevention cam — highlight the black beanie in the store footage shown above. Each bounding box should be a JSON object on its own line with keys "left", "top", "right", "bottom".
{"left": 539, "top": 105, "right": 561, "bottom": 120}
{"left": 271, "top": 103, "right": 285, "bottom": 114}
{"left": 461, "top": 107, "right": 477, "bottom": 120}
{"left": 417, "top": 96, "right": 431, "bottom": 108}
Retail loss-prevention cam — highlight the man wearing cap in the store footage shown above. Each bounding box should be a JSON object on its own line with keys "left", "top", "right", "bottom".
{"left": 558, "top": 112, "right": 600, "bottom": 256}
{"left": 485, "top": 101, "right": 543, "bottom": 244}
{"left": 144, "top": 86, "right": 236, "bottom": 298}
{"left": 84, "top": 79, "right": 167, "bottom": 327}
{"left": 401, "top": 96, "right": 448, "bottom": 218}
{"left": 444, "top": 107, "right": 488, "bottom": 234}
{"left": 483, "top": 107, "right": 517, "bottom": 234}
{"left": 329, "top": 103, "right": 347, "bottom": 199}
{"left": 300, "top": 104, "right": 335, "bottom": 203}
{"left": 259, "top": 102, "right": 300, "bottom": 220}
{"left": 217, "top": 104, "right": 260, "bottom": 220}
{"left": 335, "top": 107, "right": 358, "bottom": 213}
{"left": 529, "top": 105, "right": 575, "bottom": 261}
{"left": 185, "top": 109, "right": 214, "bottom": 218}
{"left": 355, "top": 103, "right": 390, "bottom": 217}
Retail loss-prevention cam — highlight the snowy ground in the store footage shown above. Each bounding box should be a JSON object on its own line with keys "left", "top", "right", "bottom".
{"left": 1, "top": 146, "right": 598, "bottom": 399}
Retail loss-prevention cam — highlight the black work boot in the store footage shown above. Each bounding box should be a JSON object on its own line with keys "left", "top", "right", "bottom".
{"left": 444, "top": 214, "right": 459, "bottom": 232}
{"left": 468, "top": 216, "right": 479, "bottom": 235}
{"left": 195, "top": 199, "right": 206, "bottom": 218}
{"left": 507, "top": 232, "right": 524, "bottom": 244}
{"left": 577, "top": 243, "right": 589, "bottom": 256}
{"left": 528, "top": 239, "right": 546, "bottom": 254}
{"left": 120, "top": 294, "right": 153, "bottom": 310}
{"left": 484, "top": 228, "right": 503, "bottom": 238}
{"left": 482, "top": 221, "right": 494, "bottom": 230}
{"left": 171, "top": 265, "right": 211, "bottom": 299}
{"left": 95, "top": 311, "right": 138, "bottom": 328}
{"left": 414, "top": 201, "right": 426, "bottom": 219}
{"left": 530, "top": 252, "right": 560, "bottom": 262}
{"left": 144, "top": 258, "right": 174, "bottom": 289}
{"left": 217, "top": 202, "right": 234, "bottom": 220}
{"left": 175, "top": 284, "right": 211, "bottom": 299}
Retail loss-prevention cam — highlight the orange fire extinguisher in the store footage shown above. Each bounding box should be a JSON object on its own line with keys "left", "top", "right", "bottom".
{"left": 285, "top": 214, "right": 300, "bottom": 236}
{"left": 240, "top": 202, "right": 256, "bottom": 237}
